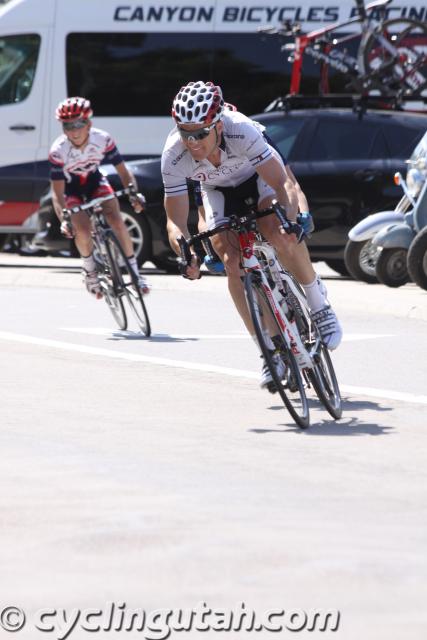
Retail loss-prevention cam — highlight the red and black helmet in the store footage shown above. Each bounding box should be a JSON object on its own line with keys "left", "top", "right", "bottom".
{"left": 172, "top": 81, "right": 224, "bottom": 125}
{"left": 55, "top": 96, "right": 93, "bottom": 122}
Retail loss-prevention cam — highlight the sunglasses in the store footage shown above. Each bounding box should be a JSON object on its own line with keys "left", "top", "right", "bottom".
{"left": 63, "top": 119, "right": 89, "bottom": 131}
{"left": 178, "top": 122, "right": 216, "bottom": 142}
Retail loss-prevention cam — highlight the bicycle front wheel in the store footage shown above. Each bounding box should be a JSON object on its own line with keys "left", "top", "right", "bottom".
{"left": 96, "top": 237, "right": 128, "bottom": 331}
{"left": 361, "top": 18, "right": 427, "bottom": 97}
{"left": 105, "top": 233, "right": 151, "bottom": 336}
{"left": 244, "top": 272, "right": 309, "bottom": 428}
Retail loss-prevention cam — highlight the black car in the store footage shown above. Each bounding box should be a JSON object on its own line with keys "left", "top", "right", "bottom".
{"left": 31, "top": 101, "right": 427, "bottom": 274}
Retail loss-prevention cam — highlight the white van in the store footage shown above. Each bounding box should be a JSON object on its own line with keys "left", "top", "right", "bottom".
{"left": 0, "top": 0, "right": 425, "bottom": 238}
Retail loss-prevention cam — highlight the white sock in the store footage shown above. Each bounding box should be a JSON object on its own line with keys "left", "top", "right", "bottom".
{"left": 303, "top": 275, "right": 327, "bottom": 312}
{"left": 82, "top": 254, "right": 96, "bottom": 273}
{"left": 127, "top": 255, "right": 139, "bottom": 278}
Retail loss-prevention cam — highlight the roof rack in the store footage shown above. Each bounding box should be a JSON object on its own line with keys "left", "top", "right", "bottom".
{"left": 264, "top": 93, "right": 427, "bottom": 116}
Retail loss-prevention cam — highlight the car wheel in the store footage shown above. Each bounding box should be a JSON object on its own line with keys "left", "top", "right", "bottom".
{"left": 120, "top": 206, "right": 152, "bottom": 267}
{"left": 375, "top": 248, "right": 410, "bottom": 287}
{"left": 344, "top": 239, "right": 379, "bottom": 283}
{"left": 324, "top": 259, "right": 349, "bottom": 277}
{"left": 152, "top": 254, "right": 180, "bottom": 274}
{"left": 407, "top": 227, "right": 427, "bottom": 290}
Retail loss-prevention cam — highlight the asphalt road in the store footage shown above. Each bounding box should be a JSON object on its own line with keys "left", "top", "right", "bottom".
{"left": 1, "top": 253, "right": 427, "bottom": 640}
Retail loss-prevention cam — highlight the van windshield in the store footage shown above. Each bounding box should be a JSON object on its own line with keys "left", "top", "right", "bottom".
{"left": 0, "top": 34, "right": 40, "bottom": 105}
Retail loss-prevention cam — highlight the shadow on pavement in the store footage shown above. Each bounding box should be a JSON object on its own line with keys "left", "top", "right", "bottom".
{"left": 107, "top": 332, "right": 198, "bottom": 343}
{"left": 249, "top": 396, "right": 394, "bottom": 436}
{"left": 249, "top": 418, "right": 393, "bottom": 437}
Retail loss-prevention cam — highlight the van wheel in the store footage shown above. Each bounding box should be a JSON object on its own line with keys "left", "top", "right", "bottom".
{"left": 344, "top": 239, "right": 379, "bottom": 283}
{"left": 375, "top": 248, "right": 410, "bottom": 287}
{"left": 324, "top": 259, "right": 349, "bottom": 276}
{"left": 407, "top": 227, "right": 427, "bottom": 290}
{"left": 120, "top": 206, "right": 152, "bottom": 267}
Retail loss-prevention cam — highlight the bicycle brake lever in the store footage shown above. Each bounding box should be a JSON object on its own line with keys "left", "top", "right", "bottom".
{"left": 272, "top": 200, "right": 306, "bottom": 243}
{"left": 177, "top": 235, "right": 193, "bottom": 278}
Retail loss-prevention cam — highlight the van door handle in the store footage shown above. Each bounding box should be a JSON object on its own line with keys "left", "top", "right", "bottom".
{"left": 9, "top": 124, "right": 36, "bottom": 131}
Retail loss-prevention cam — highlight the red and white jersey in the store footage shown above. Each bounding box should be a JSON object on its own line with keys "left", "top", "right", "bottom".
{"left": 48, "top": 127, "right": 122, "bottom": 182}
{"left": 161, "top": 109, "right": 275, "bottom": 197}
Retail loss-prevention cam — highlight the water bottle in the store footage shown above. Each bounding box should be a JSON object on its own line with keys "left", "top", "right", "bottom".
{"left": 204, "top": 254, "right": 225, "bottom": 274}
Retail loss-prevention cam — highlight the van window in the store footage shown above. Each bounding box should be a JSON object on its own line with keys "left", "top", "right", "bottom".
{"left": 66, "top": 32, "right": 287, "bottom": 117}
{"left": 0, "top": 34, "right": 40, "bottom": 105}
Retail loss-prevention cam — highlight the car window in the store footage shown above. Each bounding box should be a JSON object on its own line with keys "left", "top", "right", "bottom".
{"left": 307, "top": 119, "right": 381, "bottom": 160}
{"left": 261, "top": 118, "right": 305, "bottom": 158}
{"left": 382, "top": 122, "right": 425, "bottom": 158}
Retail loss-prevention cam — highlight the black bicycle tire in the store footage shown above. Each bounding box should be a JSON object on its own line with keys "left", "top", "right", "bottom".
{"left": 95, "top": 234, "right": 128, "bottom": 330}
{"left": 244, "top": 272, "right": 309, "bottom": 428}
{"left": 280, "top": 272, "right": 342, "bottom": 419}
{"left": 107, "top": 232, "right": 151, "bottom": 336}
{"left": 361, "top": 18, "right": 427, "bottom": 97}
{"left": 308, "top": 345, "right": 343, "bottom": 420}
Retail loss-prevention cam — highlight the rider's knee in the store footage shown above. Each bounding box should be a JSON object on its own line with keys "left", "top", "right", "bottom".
{"left": 222, "top": 253, "right": 241, "bottom": 277}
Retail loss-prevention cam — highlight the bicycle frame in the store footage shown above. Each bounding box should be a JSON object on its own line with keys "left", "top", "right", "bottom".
{"left": 181, "top": 213, "right": 314, "bottom": 372}
{"left": 253, "top": 236, "right": 321, "bottom": 363}
{"left": 288, "top": 15, "right": 364, "bottom": 94}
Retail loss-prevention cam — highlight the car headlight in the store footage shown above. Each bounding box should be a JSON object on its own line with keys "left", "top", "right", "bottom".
{"left": 406, "top": 168, "right": 424, "bottom": 197}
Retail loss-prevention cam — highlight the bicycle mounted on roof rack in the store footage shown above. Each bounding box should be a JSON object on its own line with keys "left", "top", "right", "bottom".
{"left": 258, "top": 0, "right": 427, "bottom": 105}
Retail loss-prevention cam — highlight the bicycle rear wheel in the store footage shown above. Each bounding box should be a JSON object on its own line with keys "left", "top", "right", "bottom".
{"left": 308, "top": 345, "right": 342, "bottom": 419}
{"left": 106, "top": 233, "right": 151, "bottom": 336}
{"left": 96, "top": 237, "right": 128, "bottom": 330}
{"left": 361, "top": 18, "right": 427, "bottom": 97}
{"left": 244, "top": 272, "right": 309, "bottom": 428}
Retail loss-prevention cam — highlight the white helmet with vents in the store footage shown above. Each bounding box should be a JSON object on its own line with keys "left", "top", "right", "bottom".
{"left": 172, "top": 81, "right": 224, "bottom": 125}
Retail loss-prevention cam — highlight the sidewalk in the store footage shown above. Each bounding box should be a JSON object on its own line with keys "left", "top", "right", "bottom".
{"left": 1, "top": 252, "right": 426, "bottom": 321}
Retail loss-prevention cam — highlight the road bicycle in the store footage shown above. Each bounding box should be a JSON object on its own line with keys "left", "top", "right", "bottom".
{"left": 177, "top": 202, "right": 342, "bottom": 428}
{"left": 62, "top": 187, "right": 151, "bottom": 336}
{"left": 259, "top": 0, "right": 427, "bottom": 101}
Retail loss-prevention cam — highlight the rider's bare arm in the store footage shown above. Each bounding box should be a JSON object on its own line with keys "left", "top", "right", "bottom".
{"left": 164, "top": 193, "right": 192, "bottom": 253}
{"left": 115, "top": 162, "right": 144, "bottom": 212}
{"left": 256, "top": 157, "right": 299, "bottom": 221}
{"left": 165, "top": 193, "right": 200, "bottom": 278}
{"left": 51, "top": 179, "right": 67, "bottom": 220}
{"left": 115, "top": 161, "right": 136, "bottom": 189}
{"left": 285, "top": 165, "right": 309, "bottom": 213}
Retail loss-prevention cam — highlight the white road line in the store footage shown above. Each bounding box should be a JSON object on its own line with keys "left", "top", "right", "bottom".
{"left": 1, "top": 330, "right": 425, "bottom": 405}
{"left": 0, "top": 330, "right": 255, "bottom": 378}
{"left": 62, "top": 327, "right": 394, "bottom": 342}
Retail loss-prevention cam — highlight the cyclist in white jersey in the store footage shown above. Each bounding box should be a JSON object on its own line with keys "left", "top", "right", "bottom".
{"left": 161, "top": 81, "right": 342, "bottom": 388}
{"left": 49, "top": 96, "right": 149, "bottom": 298}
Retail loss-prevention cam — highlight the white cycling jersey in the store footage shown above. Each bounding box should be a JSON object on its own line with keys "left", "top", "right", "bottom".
{"left": 49, "top": 127, "right": 122, "bottom": 183}
{"left": 161, "top": 109, "right": 286, "bottom": 228}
